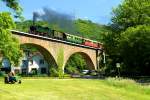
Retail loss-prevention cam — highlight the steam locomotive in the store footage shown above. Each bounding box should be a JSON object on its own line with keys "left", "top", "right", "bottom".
{"left": 29, "top": 25, "right": 102, "bottom": 49}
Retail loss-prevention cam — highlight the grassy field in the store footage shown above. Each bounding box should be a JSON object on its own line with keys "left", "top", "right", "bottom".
{"left": 0, "top": 78, "right": 150, "bottom": 100}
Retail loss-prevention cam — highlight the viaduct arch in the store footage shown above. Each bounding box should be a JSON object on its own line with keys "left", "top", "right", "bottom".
{"left": 12, "top": 30, "right": 102, "bottom": 72}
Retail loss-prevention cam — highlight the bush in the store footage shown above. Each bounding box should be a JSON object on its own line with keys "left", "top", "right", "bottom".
{"left": 58, "top": 68, "right": 64, "bottom": 79}
{"left": 65, "top": 66, "right": 79, "bottom": 74}
{"left": 49, "top": 67, "right": 59, "bottom": 77}
{"left": 0, "top": 71, "right": 5, "bottom": 77}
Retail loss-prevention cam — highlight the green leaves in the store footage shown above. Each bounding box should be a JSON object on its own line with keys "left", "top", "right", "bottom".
{"left": 0, "top": 12, "right": 15, "bottom": 29}
{"left": 0, "top": 28, "right": 22, "bottom": 66}
{"left": 112, "top": 0, "right": 150, "bottom": 31}
{"left": 104, "top": 0, "right": 150, "bottom": 75}
{"left": 119, "top": 25, "right": 150, "bottom": 74}
{"left": 75, "top": 19, "right": 110, "bottom": 41}
{"left": 57, "top": 48, "right": 64, "bottom": 78}
{"left": 0, "top": 0, "right": 23, "bottom": 67}
{"left": 2, "top": 0, "right": 23, "bottom": 19}
{"left": 65, "top": 53, "right": 86, "bottom": 74}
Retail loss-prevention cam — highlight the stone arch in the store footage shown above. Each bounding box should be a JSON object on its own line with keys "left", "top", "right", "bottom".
{"left": 63, "top": 52, "right": 96, "bottom": 72}
{"left": 20, "top": 43, "right": 58, "bottom": 74}
{"left": 13, "top": 33, "right": 99, "bottom": 74}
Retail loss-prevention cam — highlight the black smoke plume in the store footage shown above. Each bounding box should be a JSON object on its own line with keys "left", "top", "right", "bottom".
{"left": 33, "top": 12, "right": 40, "bottom": 25}
{"left": 33, "top": 7, "right": 77, "bottom": 33}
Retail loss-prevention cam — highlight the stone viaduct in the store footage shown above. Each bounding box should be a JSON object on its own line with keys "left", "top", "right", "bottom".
{"left": 11, "top": 30, "right": 103, "bottom": 72}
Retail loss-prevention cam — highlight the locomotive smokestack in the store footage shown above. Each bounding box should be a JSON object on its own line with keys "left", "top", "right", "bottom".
{"left": 33, "top": 12, "right": 40, "bottom": 26}
{"left": 33, "top": 12, "right": 36, "bottom": 25}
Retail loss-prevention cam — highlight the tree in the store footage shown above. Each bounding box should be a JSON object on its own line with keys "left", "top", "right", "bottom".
{"left": 1, "top": 0, "right": 23, "bottom": 19}
{"left": 0, "top": 12, "right": 22, "bottom": 66}
{"left": 112, "top": 0, "right": 150, "bottom": 31}
{"left": 104, "top": 0, "right": 150, "bottom": 76}
{"left": 119, "top": 25, "right": 150, "bottom": 75}
{"left": 65, "top": 54, "right": 86, "bottom": 74}
{"left": 0, "top": 0, "right": 23, "bottom": 66}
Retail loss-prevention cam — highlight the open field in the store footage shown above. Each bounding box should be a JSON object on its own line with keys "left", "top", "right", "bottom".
{"left": 0, "top": 78, "right": 150, "bottom": 100}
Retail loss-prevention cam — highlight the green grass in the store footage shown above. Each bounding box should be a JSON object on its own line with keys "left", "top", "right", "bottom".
{"left": 0, "top": 78, "right": 150, "bottom": 100}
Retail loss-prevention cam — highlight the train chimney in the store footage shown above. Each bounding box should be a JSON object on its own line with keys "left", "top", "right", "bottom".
{"left": 33, "top": 12, "right": 35, "bottom": 25}
{"left": 33, "top": 12, "right": 37, "bottom": 26}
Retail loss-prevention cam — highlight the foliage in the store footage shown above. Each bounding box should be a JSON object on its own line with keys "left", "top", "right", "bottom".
{"left": 65, "top": 65, "right": 79, "bottom": 74}
{"left": 15, "top": 20, "right": 49, "bottom": 32}
{"left": 0, "top": 12, "right": 15, "bottom": 29}
{"left": 75, "top": 19, "right": 111, "bottom": 41}
{"left": 1, "top": 0, "right": 23, "bottom": 19}
{"left": 65, "top": 53, "right": 86, "bottom": 74}
{"left": 102, "top": 30, "right": 122, "bottom": 76}
{"left": 119, "top": 25, "right": 150, "bottom": 75}
{"left": 49, "top": 67, "right": 59, "bottom": 77}
{"left": 0, "top": 0, "right": 23, "bottom": 66}
{"left": 104, "top": 0, "right": 150, "bottom": 76}
{"left": 0, "top": 12, "right": 22, "bottom": 66}
{"left": 20, "top": 44, "right": 38, "bottom": 52}
{"left": 0, "top": 71, "right": 5, "bottom": 77}
{"left": 57, "top": 48, "right": 64, "bottom": 78}
{"left": 112, "top": 0, "right": 150, "bottom": 31}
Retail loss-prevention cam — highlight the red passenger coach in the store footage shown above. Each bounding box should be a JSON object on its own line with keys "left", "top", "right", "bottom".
{"left": 83, "top": 41, "right": 93, "bottom": 47}
{"left": 93, "top": 43, "right": 99, "bottom": 48}
{"left": 83, "top": 39, "right": 103, "bottom": 49}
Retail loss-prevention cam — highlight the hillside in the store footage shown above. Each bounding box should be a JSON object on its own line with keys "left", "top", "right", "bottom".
{"left": 15, "top": 19, "right": 111, "bottom": 42}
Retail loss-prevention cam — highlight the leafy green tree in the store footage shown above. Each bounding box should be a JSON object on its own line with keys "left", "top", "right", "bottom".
{"left": 0, "top": 0, "right": 23, "bottom": 66}
{"left": 1, "top": 0, "right": 23, "bottom": 19}
{"left": 102, "top": 31, "right": 121, "bottom": 75}
{"left": 112, "top": 0, "right": 150, "bottom": 31}
{"left": 0, "top": 12, "right": 22, "bottom": 66}
{"left": 104, "top": 0, "right": 150, "bottom": 76}
{"left": 119, "top": 25, "right": 150, "bottom": 75}
{"left": 65, "top": 54, "right": 87, "bottom": 74}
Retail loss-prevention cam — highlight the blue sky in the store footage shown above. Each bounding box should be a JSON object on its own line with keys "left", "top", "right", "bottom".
{"left": 1, "top": 0, "right": 122, "bottom": 24}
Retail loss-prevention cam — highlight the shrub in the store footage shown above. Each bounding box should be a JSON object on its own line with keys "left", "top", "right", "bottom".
{"left": 65, "top": 66, "right": 79, "bottom": 74}
{"left": 49, "top": 67, "right": 59, "bottom": 77}
{"left": 58, "top": 68, "right": 64, "bottom": 79}
{"left": 0, "top": 71, "right": 5, "bottom": 77}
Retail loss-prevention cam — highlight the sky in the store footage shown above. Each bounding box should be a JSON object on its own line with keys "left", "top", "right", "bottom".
{"left": 0, "top": 0, "right": 122, "bottom": 24}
